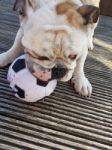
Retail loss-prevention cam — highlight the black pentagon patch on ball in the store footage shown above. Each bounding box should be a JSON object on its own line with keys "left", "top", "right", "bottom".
{"left": 15, "top": 85, "right": 25, "bottom": 98}
{"left": 12, "top": 59, "right": 25, "bottom": 73}
{"left": 37, "top": 79, "right": 48, "bottom": 87}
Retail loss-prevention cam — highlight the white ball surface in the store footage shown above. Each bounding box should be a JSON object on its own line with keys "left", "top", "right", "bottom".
{"left": 7, "top": 55, "right": 57, "bottom": 102}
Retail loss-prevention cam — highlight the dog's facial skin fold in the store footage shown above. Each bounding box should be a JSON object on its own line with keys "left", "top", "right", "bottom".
{"left": 0, "top": 0, "right": 100, "bottom": 97}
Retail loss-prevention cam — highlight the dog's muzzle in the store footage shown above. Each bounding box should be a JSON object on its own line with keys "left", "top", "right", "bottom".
{"left": 26, "top": 55, "right": 68, "bottom": 80}
{"left": 52, "top": 64, "right": 68, "bottom": 80}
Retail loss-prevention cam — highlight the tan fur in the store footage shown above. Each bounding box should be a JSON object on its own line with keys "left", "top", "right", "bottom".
{"left": 28, "top": 0, "right": 37, "bottom": 10}
{"left": 56, "top": 1, "right": 84, "bottom": 29}
{"left": 46, "top": 29, "right": 68, "bottom": 35}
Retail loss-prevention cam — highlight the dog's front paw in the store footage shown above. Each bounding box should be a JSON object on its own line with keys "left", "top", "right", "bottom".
{"left": 71, "top": 75, "right": 92, "bottom": 97}
{"left": 0, "top": 52, "right": 10, "bottom": 67}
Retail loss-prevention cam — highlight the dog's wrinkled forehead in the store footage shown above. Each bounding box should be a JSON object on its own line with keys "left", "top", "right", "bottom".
{"left": 22, "top": 6, "right": 73, "bottom": 51}
{"left": 23, "top": 7, "right": 78, "bottom": 50}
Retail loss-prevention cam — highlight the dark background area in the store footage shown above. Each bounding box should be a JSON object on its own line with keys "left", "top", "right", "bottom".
{"left": 100, "top": 0, "right": 112, "bottom": 16}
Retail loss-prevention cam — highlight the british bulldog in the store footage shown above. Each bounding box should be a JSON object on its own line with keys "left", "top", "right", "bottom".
{"left": 0, "top": 0, "right": 100, "bottom": 96}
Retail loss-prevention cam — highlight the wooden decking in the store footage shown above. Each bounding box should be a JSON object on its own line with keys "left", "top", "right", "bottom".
{"left": 0, "top": 1, "right": 112, "bottom": 150}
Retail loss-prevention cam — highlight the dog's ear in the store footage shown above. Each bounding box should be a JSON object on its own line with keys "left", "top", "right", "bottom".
{"left": 77, "top": 5, "right": 100, "bottom": 25}
{"left": 28, "top": 0, "right": 37, "bottom": 9}
{"left": 13, "top": 0, "right": 26, "bottom": 16}
{"left": 13, "top": 0, "right": 36, "bottom": 16}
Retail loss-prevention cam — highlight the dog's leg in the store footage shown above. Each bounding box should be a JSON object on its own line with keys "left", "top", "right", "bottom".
{"left": 0, "top": 27, "right": 23, "bottom": 67}
{"left": 88, "top": 22, "right": 98, "bottom": 50}
{"left": 71, "top": 50, "right": 92, "bottom": 97}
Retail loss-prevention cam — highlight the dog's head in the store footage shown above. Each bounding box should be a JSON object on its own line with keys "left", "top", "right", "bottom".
{"left": 14, "top": 0, "right": 100, "bottom": 81}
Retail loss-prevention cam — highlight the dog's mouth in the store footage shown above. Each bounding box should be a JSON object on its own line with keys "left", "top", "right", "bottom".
{"left": 26, "top": 59, "right": 68, "bottom": 81}
{"left": 25, "top": 51, "right": 69, "bottom": 81}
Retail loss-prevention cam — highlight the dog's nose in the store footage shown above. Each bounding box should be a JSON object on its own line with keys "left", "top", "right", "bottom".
{"left": 52, "top": 65, "right": 68, "bottom": 79}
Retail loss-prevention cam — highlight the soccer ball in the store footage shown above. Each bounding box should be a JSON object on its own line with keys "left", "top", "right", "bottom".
{"left": 7, "top": 55, "right": 57, "bottom": 102}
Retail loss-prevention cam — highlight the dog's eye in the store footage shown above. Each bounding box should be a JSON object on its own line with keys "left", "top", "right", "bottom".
{"left": 25, "top": 51, "right": 49, "bottom": 61}
{"left": 68, "top": 54, "right": 77, "bottom": 60}
{"left": 38, "top": 56, "right": 49, "bottom": 61}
